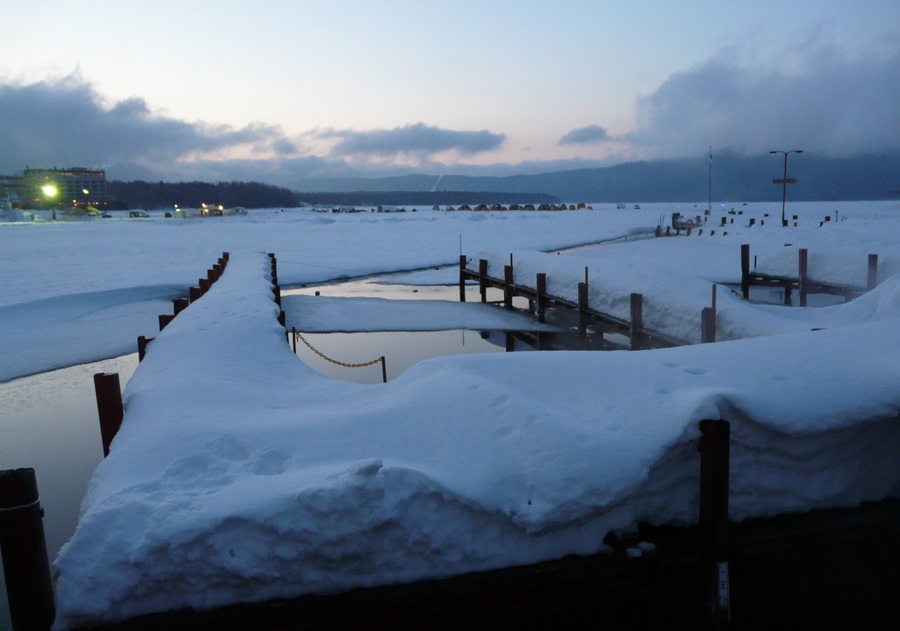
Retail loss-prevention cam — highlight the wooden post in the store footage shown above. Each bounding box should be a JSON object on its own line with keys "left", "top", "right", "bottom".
{"left": 207, "top": 267, "right": 218, "bottom": 283}
{"left": 699, "top": 419, "right": 731, "bottom": 629}
{"left": 189, "top": 286, "right": 202, "bottom": 303}
{"left": 536, "top": 273, "right": 547, "bottom": 323}
{"left": 798, "top": 248, "right": 808, "bottom": 307}
{"left": 380, "top": 356, "right": 387, "bottom": 383}
{"left": 629, "top": 292, "right": 643, "bottom": 350}
{"left": 291, "top": 327, "right": 297, "bottom": 353}
{"left": 479, "top": 259, "right": 488, "bottom": 303}
{"left": 222, "top": 251, "right": 230, "bottom": 262}
{"left": 0, "top": 468, "right": 56, "bottom": 630}
{"left": 274, "top": 285, "right": 281, "bottom": 307}
{"left": 740, "top": 244, "right": 750, "bottom": 299}
{"left": 503, "top": 264, "right": 514, "bottom": 309}
{"left": 459, "top": 255, "right": 467, "bottom": 302}
{"left": 173, "top": 297, "right": 189, "bottom": 315}
{"left": 278, "top": 310, "right": 286, "bottom": 328}
{"left": 158, "top": 313, "right": 174, "bottom": 331}
{"left": 867, "top": 254, "right": 878, "bottom": 290}
{"left": 268, "top": 252, "right": 278, "bottom": 286}
{"left": 137, "top": 335, "right": 153, "bottom": 362}
{"left": 199, "top": 277, "right": 210, "bottom": 293}
{"left": 93, "top": 372, "right": 125, "bottom": 457}
{"left": 701, "top": 307, "right": 717, "bottom": 343}
{"left": 577, "top": 282, "right": 589, "bottom": 334}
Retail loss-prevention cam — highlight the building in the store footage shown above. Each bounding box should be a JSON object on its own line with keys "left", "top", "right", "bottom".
{"left": 0, "top": 175, "right": 22, "bottom": 207}
{"left": 21, "top": 167, "right": 108, "bottom": 209}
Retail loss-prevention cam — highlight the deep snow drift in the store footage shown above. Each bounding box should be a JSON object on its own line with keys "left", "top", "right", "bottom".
{"left": 52, "top": 249, "right": 899, "bottom": 627}
{"left": 1, "top": 202, "right": 898, "bottom": 628}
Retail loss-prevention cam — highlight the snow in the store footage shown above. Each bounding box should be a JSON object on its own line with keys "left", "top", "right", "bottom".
{"left": 1, "top": 202, "right": 898, "bottom": 628}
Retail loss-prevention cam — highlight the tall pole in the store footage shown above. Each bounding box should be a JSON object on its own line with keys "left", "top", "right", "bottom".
{"left": 708, "top": 147, "right": 712, "bottom": 215}
{"left": 770, "top": 149, "right": 802, "bottom": 227}
{"left": 779, "top": 152, "right": 787, "bottom": 225}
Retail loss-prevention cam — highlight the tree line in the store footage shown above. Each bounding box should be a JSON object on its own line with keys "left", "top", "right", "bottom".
{"left": 107, "top": 180, "right": 560, "bottom": 209}
{"left": 107, "top": 180, "right": 299, "bottom": 210}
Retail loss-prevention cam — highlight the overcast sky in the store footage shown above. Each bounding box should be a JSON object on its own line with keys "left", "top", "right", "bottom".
{"left": 1, "top": 0, "right": 898, "bottom": 185}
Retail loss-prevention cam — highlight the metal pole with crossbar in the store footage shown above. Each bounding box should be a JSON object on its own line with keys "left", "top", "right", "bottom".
{"left": 770, "top": 149, "right": 802, "bottom": 226}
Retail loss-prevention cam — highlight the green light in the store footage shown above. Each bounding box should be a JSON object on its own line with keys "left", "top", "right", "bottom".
{"left": 42, "top": 184, "right": 58, "bottom": 199}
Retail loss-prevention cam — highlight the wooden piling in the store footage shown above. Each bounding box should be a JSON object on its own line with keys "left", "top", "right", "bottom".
{"left": 137, "top": 335, "right": 153, "bottom": 362}
{"left": 199, "top": 277, "right": 210, "bottom": 293}
{"left": 504, "top": 265, "right": 514, "bottom": 309}
{"left": 479, "top": 259, "right": 488, "bottom": 303}
{"left": 867, "top": 254, "right": 878, "bottom": 290}
{"left": 158, "top": 313, "right": 174, "bottom": 331}
{"left": 380, "top": 356, "right": 387, "bottom": 383}
{"left": 0, "top": 468, "right": 55, "bottom": 630}
{"left": 459, "top": 255, "right": 467, "bottom": 302}
{"left": 278, "top": 310, "right": 286, "bottom": 328}
{"left": 207, "top": 267, "right": 218, "bottom": 283}
{"left": 536, "top": 273, "right": 547, "bottom": 323}
{"left": 189, "top": 286, "right": 202, "bottom": 303}
{"left": 629, "top": 293, "right": 643, "bottom": 350}
{"left": 701, "top": 308, "right": 716, "bottom": 343}
{"left": 740, "top": 244, "right": 750, "bottom": 299}
{"left": 268, "top": 252, "right": 278, "bottom": 286}
{"left": 798, "top": 248, "right": 809, "bottom": 307}
{"left": 93, "top": 372, "right": 124, "bottom": 458}
{"left": 699, "top": 419, "right": 731, "bottom": 629}
{"left": 173, "top": 297, "right": 189, "bottom": 315}
{"left": 577, "top": 282, "right": 589, "bottom": 334}
{"left": 291, "top": 327, "right": 297, "bottom": 353}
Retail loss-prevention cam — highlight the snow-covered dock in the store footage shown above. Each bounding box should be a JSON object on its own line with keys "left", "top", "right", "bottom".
{"left": 49, "top": 249, "right": 899, "bottom": 629}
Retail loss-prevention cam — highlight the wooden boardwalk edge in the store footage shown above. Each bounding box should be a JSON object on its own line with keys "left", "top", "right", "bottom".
{"left": 77, "top": 499, "right": 900, "bottom": 630}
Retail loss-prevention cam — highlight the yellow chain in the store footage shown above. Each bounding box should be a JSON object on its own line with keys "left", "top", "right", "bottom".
{"left": 293, "top": 331, "right": 383, "bottom": 368}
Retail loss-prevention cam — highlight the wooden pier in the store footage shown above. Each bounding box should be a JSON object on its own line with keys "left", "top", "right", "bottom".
{"left": 459, "top": 254, "right": 691, "bottom": 349}
{"left": 741, "top": 244, "right": 879, "bottom": 306}
{"left": 68, "top": 496, "right": 900, "bottom": 631}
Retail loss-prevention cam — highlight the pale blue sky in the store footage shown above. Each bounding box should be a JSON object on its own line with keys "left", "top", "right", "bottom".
{"left": 1, "top": 0, "right": 898, "bottom": 183}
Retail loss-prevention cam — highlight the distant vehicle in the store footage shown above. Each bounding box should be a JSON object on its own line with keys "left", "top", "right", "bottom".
{"left": 101, "top": 212, "right": 112, "bottom": 218}
{"left": 129, "top": 211, "right": 149, "bottom": 218}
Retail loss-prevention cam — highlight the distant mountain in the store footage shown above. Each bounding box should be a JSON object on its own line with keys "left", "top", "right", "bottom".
{"left": 293, "top": 152, "right": 899, "bottom": 202}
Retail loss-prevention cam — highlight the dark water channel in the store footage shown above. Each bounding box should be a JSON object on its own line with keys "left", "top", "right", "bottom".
{"left": 0, "top": 354, "right": 138, "bottom": 630}
{"left": 283, "top": 273, "right": 629, "bottom": 383}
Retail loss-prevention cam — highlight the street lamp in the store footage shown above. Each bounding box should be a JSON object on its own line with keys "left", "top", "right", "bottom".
{"left": 770, "top": 149, "right": 803, "bottom": 226}
{"left": 41, "top": 184, "right": 58, "bottom": 220}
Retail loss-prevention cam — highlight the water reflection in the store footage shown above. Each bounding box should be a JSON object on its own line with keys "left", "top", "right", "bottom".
{"left": 293, "top": 330, "right": 504, "bottom": 384}
{"left": 0, "top": 355, "right": 137, "bottom": 630}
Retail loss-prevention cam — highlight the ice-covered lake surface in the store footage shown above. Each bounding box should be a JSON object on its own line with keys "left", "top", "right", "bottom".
{"left": 0, "top": 202, "right": 898, "bottom": 629}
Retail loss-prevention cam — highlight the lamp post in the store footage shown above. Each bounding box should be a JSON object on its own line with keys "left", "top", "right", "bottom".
{"left": 41, "top": 184, "right": 58, "bottom": 220}
{"left": 770, "top": 149, "right": 802, "bottom": 227}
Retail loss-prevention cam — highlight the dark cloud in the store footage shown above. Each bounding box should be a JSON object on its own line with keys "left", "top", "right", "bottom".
{"left": 558, "top": 125, "right": 611, "bottom": 145}
{"left": 325, "top": 123, "right": 505, "bottom": 158}
{"left": 628, "top": 48, "right": 900, "bottom": 158}
{"left": 0, "top": 75, "right": 290, "bottom": 174}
